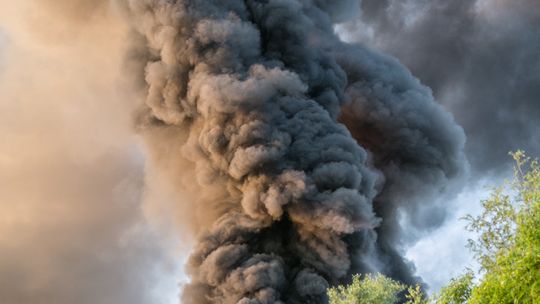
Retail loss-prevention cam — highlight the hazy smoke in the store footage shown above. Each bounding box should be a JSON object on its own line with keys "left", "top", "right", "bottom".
{"left": 340, "top": 0, "right": 540, "bottom": 175}
{"left": 117, "top": 0, "right": 467, "bottom": 303}
{"left": 0, "top": 2, "right": 178, "bottom": 303}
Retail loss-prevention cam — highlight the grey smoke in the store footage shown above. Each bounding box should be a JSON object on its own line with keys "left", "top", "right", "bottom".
{"left": 118, "top": 0, "right": 467, "bottom": 303}
{"left": 340, "top": 0, "right": 540, "bottom": 175}
{"left": 122, "top": 0, "right": 465, "bottom": 304}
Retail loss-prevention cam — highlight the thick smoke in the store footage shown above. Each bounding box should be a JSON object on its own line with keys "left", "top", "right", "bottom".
{"left": 119, "top": 0, "right": 467, "bottom": 303}
{"left": 0, "top": 2, "right": 179, "bottom": 304}
{"left": 340, "top": 0, "right": 540, "bottom": 175}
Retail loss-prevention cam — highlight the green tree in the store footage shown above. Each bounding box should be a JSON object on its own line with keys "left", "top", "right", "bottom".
{"left": 405, "top": 285, "right": 428, "bottom": 304}
{"left": 327, "top": 274, "right": 405, "bottom": 304}
{"left": 327, "top": 274, "right": 429, "bottom": 304}
{"left": 436, "top": 152, "right": 540, "bottom": 303}
{"left": 433, "top": 271, "right": 474, "bottom": 304}
{"left": 465, "top": 151, "right": 540, "bottom": 303}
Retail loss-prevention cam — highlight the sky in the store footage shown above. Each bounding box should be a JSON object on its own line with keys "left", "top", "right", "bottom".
{"left": 0, "top": 0, "right": 538, "bottom": 303}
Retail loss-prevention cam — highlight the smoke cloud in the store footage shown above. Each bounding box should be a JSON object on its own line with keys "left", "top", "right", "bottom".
{"left": 339, "top": 0, "right": 540, "bottom": 175}
{"left": 117, "top": 0, "right": 467, "bottom": 302}
{"left": 0, "top": 2, "right": 179, "bottom": 303}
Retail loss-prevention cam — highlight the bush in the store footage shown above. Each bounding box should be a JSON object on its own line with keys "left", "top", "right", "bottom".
{"left": 327, "top": 274, "right": 406, "bottom": 304}
{"left": 466, "top": 151, "right": 540, "bottom": 303}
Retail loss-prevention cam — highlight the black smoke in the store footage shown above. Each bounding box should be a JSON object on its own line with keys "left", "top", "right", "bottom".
{"left": 118, "top": 0, "right": 467, "bottom": 302}
{"left": 341, "top": 0, "right": 540, "bottom": 175}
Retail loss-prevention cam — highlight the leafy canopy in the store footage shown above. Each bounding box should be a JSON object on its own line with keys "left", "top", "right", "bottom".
{"left": 327, "top": 274, "right": 406, "bottom": 304}
{"left": 466, "top": 151, "right": 540, "bottom": 303}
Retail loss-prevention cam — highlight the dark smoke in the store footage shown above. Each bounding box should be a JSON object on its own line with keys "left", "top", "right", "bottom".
{"left": 340, "top": 0, "right": 540, "bottom": 175}
{"left": 119, "top": 0, "right": 467, "bottom": 302}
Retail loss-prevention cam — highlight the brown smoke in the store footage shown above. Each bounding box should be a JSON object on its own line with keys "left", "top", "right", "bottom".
{"left": 0, "top": 2, "right": 178, "bottom": 304}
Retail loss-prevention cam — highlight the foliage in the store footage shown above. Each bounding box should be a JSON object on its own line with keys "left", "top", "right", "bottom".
{"left": 327, "top": 275, "right": 431, "bottom": 304}
{"left": 466, "top": 151, "right": 540, "bottom": 303}
{"left": 327, "top": 274, "right": 405, "bottom": 304}
{"left": 462, "top": 186, "right": 516, "bottom": 272}
{"left": 405, "top": 285, "right": 428, "bottom": 304}
{"left": 441, "top": 151, "right": 540, "bottom": 303}
{"left": 433, "top": 271, "right": 474, "bottom": 304}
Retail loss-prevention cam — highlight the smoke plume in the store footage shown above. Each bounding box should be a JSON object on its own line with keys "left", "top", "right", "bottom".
{"left": 339, "top": 0, "right": 540, "bottom": 175}
{"left": 116, "top": 0, "right": 467, "bottom": 303}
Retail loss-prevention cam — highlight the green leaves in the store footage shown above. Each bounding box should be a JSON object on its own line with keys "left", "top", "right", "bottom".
{"left": 463, "top": 186, "right": 516, "bottom": 272}
{"left": 434, "top": 271, "right": 474, "bottom": 304}
{"left": 467, "top": 151, "right": 540, "bottom": 303}
{"left": 328, "top": 274, "right": 406, "bottom": 304}
{"left": 405, "top": 285, "right": 429, "bottom": 304}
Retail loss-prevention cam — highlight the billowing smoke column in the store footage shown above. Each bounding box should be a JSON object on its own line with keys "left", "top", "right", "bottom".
{"left": 119, "top": 0, "right": 466, "bottom": 303}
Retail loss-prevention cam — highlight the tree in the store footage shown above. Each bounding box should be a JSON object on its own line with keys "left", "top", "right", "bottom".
{"left": 433, "top": 271, "right": 474, "bottom": 304}
{"left": 405, "top": 285, "right": 429, "bottom": 304}
{"left": 327, "top": 274, "right": 406, "bottom": 304}
{"left": 439, "top": 151, "right": 540, "bottom": 303}
{"left": 465, "top": 151, "right": 540, "bottom": 303}
{"left": 327, "top": 274, "right": 430, "bottom": 304}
